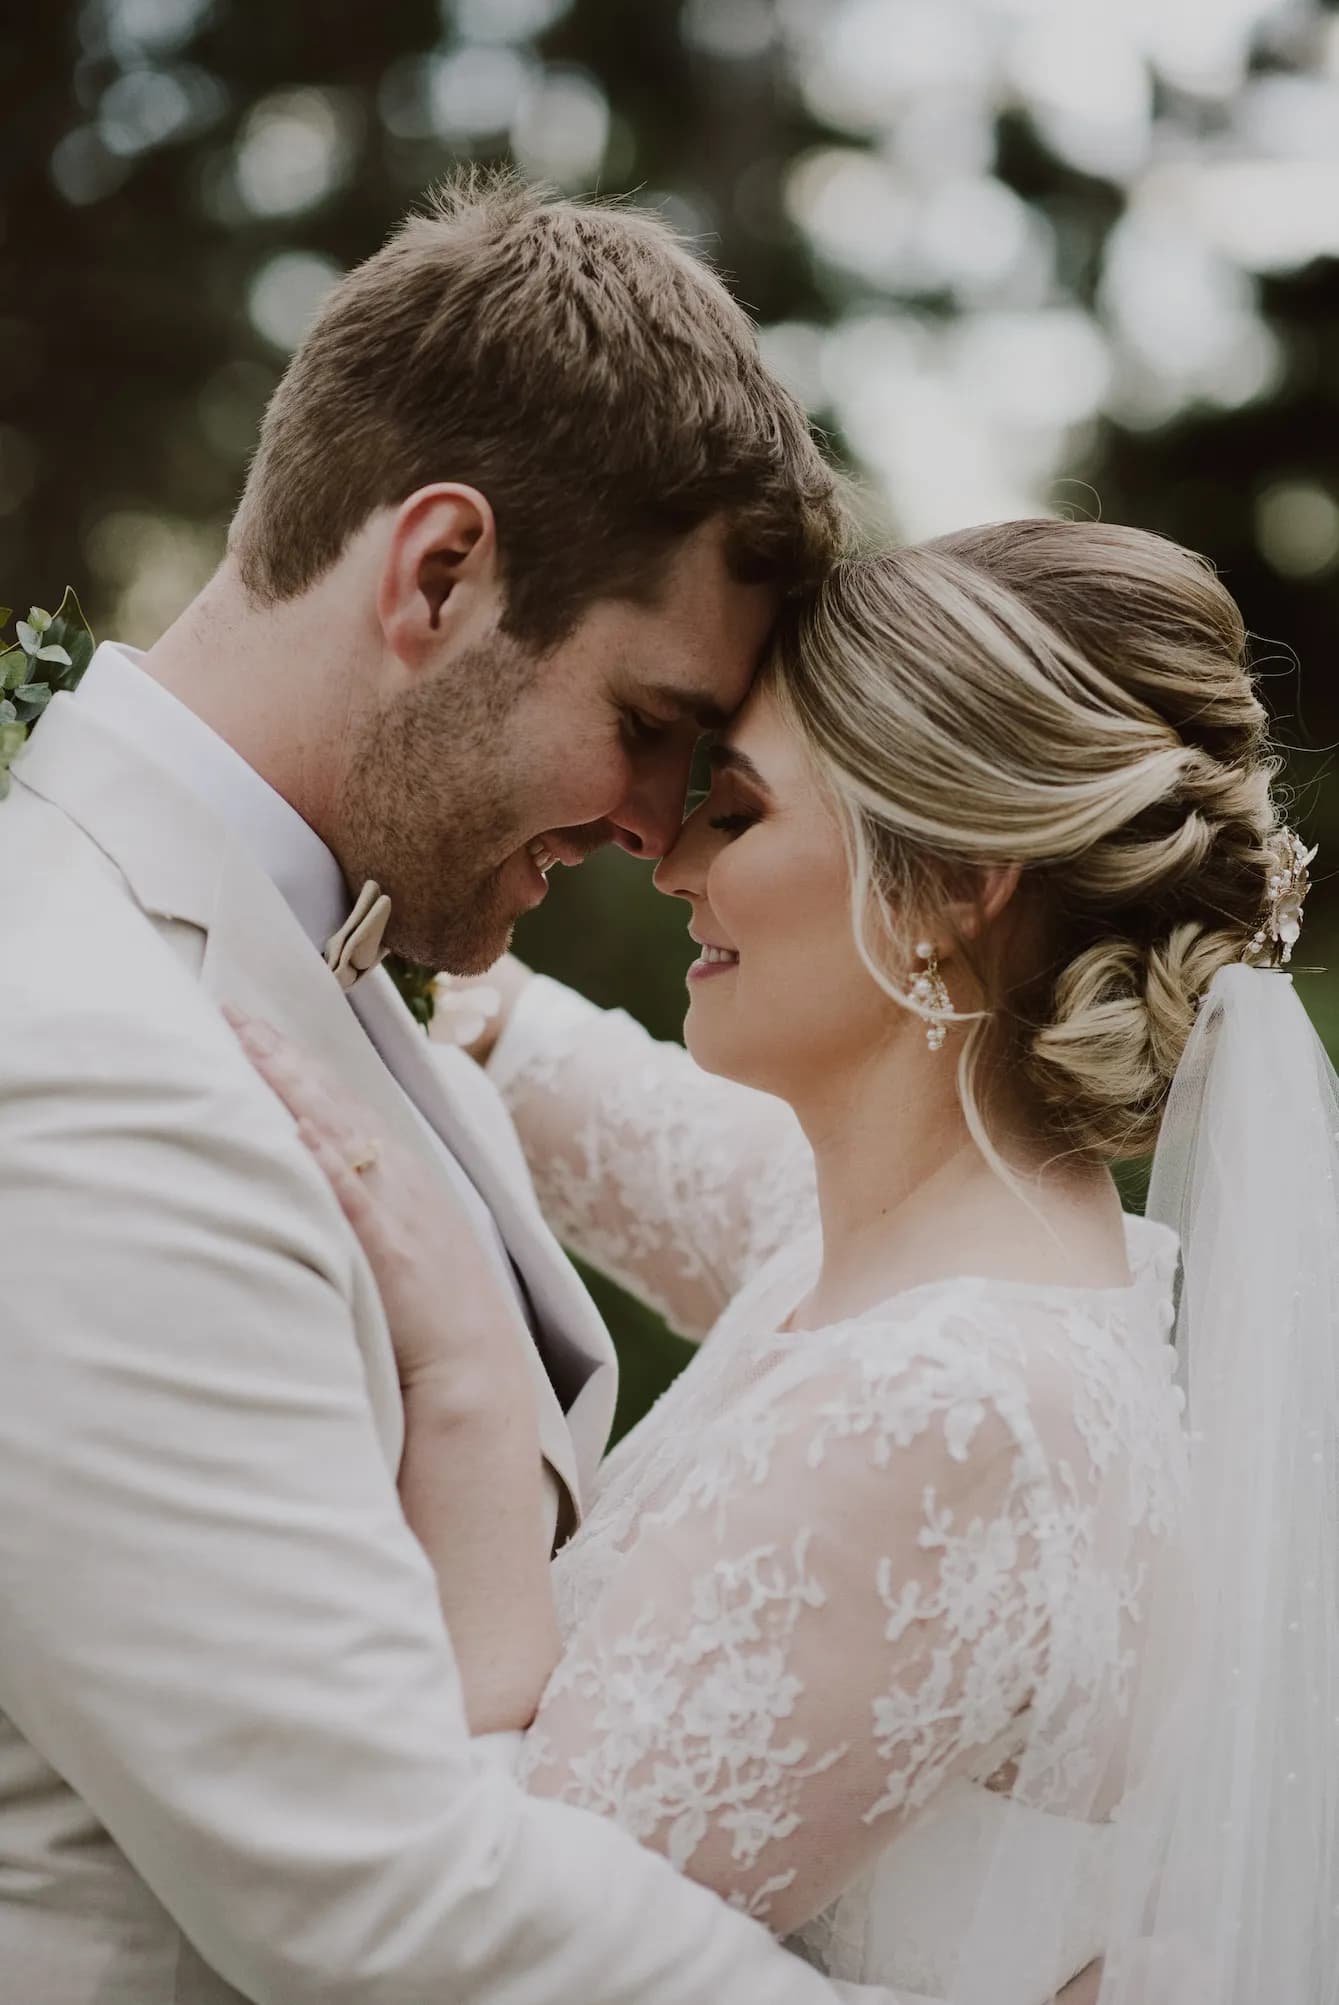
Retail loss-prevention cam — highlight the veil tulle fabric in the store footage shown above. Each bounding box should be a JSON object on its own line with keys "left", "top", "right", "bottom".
{"left": 1096, "top": 963, "right": 1339, "bottom": 2003}
{"left": 926, "top": 963, "right": 1339, "bottom": 2004}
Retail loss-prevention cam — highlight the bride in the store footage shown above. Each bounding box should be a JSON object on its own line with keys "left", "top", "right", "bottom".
{"left": 238, "top": 517, "right": 1338, "bottom": 2003}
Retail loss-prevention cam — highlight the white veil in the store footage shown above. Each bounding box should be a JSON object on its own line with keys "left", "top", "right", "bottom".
{"left": 1093, "top": 961, "right": 1339, "bottom": 2003}
{"left": 916, "top": 956, "right": 1339, "bottom": 2005}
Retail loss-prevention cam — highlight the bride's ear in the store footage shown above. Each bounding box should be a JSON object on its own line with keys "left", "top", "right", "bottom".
{"left": 943, "top": 862, "right": 1022, "bottom": 949}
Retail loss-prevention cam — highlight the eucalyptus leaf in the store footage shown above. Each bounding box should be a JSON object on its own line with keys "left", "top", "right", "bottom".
{"left": 385, "top": 956, "right": 439, "bottom": 1030}
{"left": 0, "top": 586, "right": 96, "bottom": 790}
{"left": 12, "top": 686, "right": 51, "bottom": 723}
{"left": 0, "top": 608, "right": 11, "bottom": 629}
{"left": 41, "top": 588, "right": 95, "bottom": 689}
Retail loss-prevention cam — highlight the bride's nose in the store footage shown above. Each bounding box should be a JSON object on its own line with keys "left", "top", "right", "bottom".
{"left": 652, "top": 806, "right": 711, "bottom": 903}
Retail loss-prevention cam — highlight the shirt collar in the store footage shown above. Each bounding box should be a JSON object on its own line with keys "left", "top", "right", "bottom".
{"left": 73, "top": 641, "right": 350, "bottom": 954}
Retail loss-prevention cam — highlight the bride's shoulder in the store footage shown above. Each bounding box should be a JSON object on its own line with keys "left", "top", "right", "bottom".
{"left": 751, "top": 1223, "right": 1184, "bottom": 1486}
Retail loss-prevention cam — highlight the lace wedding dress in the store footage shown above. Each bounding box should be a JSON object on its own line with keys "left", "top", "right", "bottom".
{"left": 487, "top": 978, "right": 1189, "bottom": 2002}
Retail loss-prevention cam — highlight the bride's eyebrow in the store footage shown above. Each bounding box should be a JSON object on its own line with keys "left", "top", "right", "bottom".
{"left": 703, "top": 738, "right": 772, "bottom": 796}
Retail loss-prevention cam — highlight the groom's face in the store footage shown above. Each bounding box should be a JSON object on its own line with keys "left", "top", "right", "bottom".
{"left": 352, "top": 517, "right": 778, "bottom": 974}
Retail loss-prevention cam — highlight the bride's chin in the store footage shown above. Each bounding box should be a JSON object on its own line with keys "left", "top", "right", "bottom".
{"left": 683, "top": 1008, "right": 743, "bottom": 1084}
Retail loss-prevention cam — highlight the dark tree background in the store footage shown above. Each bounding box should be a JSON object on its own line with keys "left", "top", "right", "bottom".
{"left": 6, "top": 0, "right": 1337, "bottom": 1430}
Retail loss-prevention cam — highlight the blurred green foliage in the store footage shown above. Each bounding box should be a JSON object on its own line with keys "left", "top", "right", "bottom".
{"left": 5, "top": 0, "right": 1337, "bottom": 1434}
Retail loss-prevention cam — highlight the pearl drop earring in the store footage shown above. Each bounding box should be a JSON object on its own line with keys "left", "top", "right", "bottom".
{"left": 911, "top": 939, "right": 951, "bottom": 1052}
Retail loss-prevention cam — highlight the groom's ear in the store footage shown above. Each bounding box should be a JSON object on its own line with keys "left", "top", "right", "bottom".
{"left": 377, "top": 484, "right": 500, "bottom": 667}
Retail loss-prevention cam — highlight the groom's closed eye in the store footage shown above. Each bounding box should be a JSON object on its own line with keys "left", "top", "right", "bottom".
{"left": 621, "top": 708, "right": 675, "bottom": 746}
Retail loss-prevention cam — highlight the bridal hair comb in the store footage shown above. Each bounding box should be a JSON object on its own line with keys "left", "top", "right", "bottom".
{"left": 1244, "top": 830, "right": 1317, "bottom": 967}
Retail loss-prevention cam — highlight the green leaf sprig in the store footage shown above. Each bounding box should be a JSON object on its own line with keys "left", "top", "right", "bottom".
{"left": 0, "top": 589, "right": 95, "bottom": 799}
{"left": 385, "top": 956, "right": 438, "bottom": 1029}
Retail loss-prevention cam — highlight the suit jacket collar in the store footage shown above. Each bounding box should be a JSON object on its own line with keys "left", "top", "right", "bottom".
{"left": 14, "top": 696, "right": 616, "bottom": 1517}
{"left": 72, "top": 640, "right": 348, "bottom": 953}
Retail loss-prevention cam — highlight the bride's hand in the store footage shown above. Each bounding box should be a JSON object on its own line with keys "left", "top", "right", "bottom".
{"left": 225, "top": 1005, "right": 560, "bottom": 1732}
{"left": 225, "top": 1007, "right": 528, "bottom": 1409}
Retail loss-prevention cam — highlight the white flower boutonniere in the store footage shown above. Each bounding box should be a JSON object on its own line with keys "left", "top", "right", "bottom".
{"left": 431, "top": 976, "right": 501, "bottom": 1050}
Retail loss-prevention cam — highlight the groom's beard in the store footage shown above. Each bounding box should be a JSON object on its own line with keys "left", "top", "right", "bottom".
{"left": 338, "top": 634, "right": 541, "bottom": 974}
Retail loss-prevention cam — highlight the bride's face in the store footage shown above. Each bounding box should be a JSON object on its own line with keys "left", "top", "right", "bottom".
{"left": 653, "top": 686, "right": 896, "bottom": 1098}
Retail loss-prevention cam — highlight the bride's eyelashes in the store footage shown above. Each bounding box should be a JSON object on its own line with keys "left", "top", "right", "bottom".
{"left": 684, "top": 778, "right": 762, "bottom": 837}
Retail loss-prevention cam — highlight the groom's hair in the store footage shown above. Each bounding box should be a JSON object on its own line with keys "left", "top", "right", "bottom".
{"left": 229, "top": 171, "right": 844, "bottom": 645}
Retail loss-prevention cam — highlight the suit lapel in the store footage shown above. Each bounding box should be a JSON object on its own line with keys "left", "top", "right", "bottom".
{"left": 355, "top": 975, "right": 619, "bottom": 1497}
{"left": 15, "top": 697, "right": 596, "bottom": 1521}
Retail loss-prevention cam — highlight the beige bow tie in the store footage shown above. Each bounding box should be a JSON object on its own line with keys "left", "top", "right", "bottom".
{"left": 324, "top": 880, "right": 392, "bottom": 992}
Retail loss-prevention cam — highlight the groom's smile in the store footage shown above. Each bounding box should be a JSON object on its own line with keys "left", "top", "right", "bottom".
{"left": 518, "top": 830, "right": 589, "bottom": 902}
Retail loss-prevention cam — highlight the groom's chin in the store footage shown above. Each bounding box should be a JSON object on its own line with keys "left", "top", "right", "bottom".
{"left": 395, "top": 845, "right": 541, "bottom": 975}
{"left": 442, "top": 923, "right": 516, "bottom": 979}
{"left": 391, "top": 892, "right": 516, "bottom": 981}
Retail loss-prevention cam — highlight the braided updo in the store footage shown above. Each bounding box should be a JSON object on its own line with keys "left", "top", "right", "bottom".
{"left": 770, "top": 519, "right": 1286, "bottom": 1162}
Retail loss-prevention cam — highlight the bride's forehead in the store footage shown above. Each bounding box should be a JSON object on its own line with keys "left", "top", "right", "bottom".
{"left": 723, "top": 686, "right": 808, "bottom": 783}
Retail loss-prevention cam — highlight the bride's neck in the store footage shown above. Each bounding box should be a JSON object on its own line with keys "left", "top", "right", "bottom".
{"left": 789, "top": 1038, "right": 976, "bottom": 1322}
{"left": 785, "top": 1035, "right": 1119, "bottom": 1328}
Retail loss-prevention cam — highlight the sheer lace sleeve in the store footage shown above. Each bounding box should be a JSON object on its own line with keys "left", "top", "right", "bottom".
{"left": 516, "top": 1297, "right": 1136, "bottom": 1938}
{"left": 488, "top": 974, "right": 817, "bottom": 1339}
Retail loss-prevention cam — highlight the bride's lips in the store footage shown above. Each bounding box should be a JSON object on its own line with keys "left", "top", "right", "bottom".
{"left": 687, "top": 935, "right": 740, "bottom": 983}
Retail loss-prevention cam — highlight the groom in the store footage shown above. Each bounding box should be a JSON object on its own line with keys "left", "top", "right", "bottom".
{"left": 0, "top": 174, "right": 921, "bottom": 2004}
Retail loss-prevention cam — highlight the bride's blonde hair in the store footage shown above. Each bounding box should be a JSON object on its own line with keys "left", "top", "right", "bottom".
{"left": 770, "top": 518, "right": 1289, "bottom": 1163}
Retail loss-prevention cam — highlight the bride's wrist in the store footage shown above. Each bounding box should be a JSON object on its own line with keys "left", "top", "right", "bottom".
{"left": 401, "top": 1362, "right": 540, "bottom": 1447}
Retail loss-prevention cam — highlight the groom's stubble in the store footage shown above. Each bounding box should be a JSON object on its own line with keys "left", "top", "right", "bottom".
{"left": 338, "top": 622, "right": 547, "bottom": 976}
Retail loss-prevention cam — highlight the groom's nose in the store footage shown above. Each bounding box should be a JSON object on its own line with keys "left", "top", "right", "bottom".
{"left": 607, "top": 762, "right": 694, "bottom": 860}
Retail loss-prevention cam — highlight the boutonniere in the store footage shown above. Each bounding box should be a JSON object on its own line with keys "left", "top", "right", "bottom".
{"left": 430, "top": 974, "right": 500, "bottom": 1048}
{"left": 386, "top": 957, "right": 440, "bottom": 1031}
{"left": 1, "top": 583, "right": 438, "bottom": 1029}
{"left": 0, "top": 590, "right": 96, "bottom": 798}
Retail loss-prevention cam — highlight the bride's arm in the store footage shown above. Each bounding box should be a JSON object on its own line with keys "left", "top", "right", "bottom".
{"left": 514, "top": 1319, "right": 1072, "bottom": 1935}
{"left": 436, "top": 959, "right": 817, "bottom": 1341}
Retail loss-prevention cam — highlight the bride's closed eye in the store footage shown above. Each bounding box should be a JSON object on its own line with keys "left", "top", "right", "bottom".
{"left": 682, "top": 785, "right": 759, "bottom": 836}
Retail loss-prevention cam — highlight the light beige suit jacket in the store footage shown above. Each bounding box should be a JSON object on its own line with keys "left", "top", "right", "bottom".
{"left": 0, "top": 697, "right": 903, "bottom": 2005}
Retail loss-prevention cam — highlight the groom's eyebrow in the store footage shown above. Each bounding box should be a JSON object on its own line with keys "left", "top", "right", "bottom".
{"left": 646, "top": 683, "right": 733, "bottom": 730}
